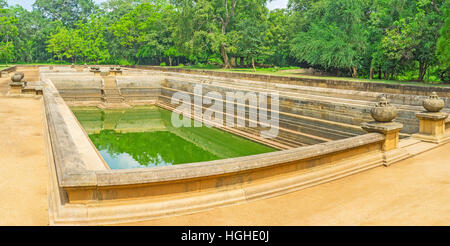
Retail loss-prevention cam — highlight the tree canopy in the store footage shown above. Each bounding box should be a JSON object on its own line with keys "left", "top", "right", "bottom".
{"left": 0, "top": 0, "right": 448, "bottom": 82}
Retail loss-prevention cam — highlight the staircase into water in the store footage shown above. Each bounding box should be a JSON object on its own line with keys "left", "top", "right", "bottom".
{"left": 101, "top": 76, "right": 130, "bottom": 108}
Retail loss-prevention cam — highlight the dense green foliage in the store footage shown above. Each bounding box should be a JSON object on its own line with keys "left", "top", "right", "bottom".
{"left": 0, "top": 0, "right": 448, "bottom": 82}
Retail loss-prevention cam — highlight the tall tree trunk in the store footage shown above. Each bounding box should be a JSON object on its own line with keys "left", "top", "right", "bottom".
{"left": 240, "top": 57, "right": 244, "bottom": 67}
{"left": 369, "top": 67, "right": 374, "bottom": 80}
{"left": 219, "top": 0, "right": 236, "bottom": 69}
{"left": 352, "top": 67, "right": 357, "bottom": 78}
{"left": 230, "top": 57, "right": 236, "bottom": 67}
{"left": 221, "top": 44, "right": 231, "bottom": 69}
{"left": 169, "top": 56, "right": 172, "bottom": 66}
{"left": 252, "top": 57, "right": 256, "bottom": 72}
{"left": 378, "top": 70, "right": 382, "bottom": 79}
{"left": 418, "top": 62, "right": 428, "bottom": 82}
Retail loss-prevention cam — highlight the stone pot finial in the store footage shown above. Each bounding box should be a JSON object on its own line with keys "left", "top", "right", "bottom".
{"left": 370, "top": 97, "right": 398, "bottom": 122}
{"left": 11, "top": 72, "right": 24, "bottom": 83}
{"left": 423, "top": 92, "right": 444, "bottom": 112}
{"left": 116, "top": 67, "right": 122, "bottom": 71}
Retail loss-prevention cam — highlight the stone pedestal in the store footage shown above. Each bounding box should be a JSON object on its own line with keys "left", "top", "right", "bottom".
{"left": 109, "top": 70, "right": 123, "bottom": 76}
{"left": 91, "top": 70, "right": 101, "bottom": 76}
{"left": 412, "top": 112, "right": 449, "bottom": 143}
{"left": 361, "top": 122, "right": 403, "bottom": 151}
{"left": 9, "top": 82, "right": 26, "bottom": 94}
{"left": 361, "top": 121, "right": 407, "bottom": 166}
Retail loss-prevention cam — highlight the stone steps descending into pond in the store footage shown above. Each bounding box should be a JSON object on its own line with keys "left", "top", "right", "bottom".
{"left": 100, "top": 76, "right": 130, "bottom": 108}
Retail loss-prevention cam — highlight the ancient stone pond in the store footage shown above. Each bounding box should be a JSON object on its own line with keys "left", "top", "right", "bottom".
{"left": 6, "top": 65, "right": 447, "bottom": 225}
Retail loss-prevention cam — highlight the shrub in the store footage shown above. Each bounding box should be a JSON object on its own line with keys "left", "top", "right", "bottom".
{"left": 160, "top": 62, "right": 166, "bottom": 66}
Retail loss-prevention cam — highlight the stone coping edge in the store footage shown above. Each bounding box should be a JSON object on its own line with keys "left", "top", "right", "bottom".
{"left": 0, "top": 65, "right": 16, "bottom": 72}
{"left": 93, "top": 133, "right": 384, "bottom": 187}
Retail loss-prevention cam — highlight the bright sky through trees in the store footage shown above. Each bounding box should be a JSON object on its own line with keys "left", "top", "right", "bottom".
{"left": 6, "top": 0, "right": 289, "bottom": 10}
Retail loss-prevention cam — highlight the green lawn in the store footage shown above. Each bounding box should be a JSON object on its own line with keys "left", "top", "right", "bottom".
{"left": 169, "top": 65, "right": 449, "bottom": 88}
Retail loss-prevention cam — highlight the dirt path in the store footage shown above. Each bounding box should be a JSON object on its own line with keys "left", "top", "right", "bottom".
{"left": 0, "top": 96, "right": 49, "bottom": 226}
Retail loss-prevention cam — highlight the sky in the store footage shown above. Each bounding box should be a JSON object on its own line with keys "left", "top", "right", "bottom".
{"left": 6, "top": 0, "right": 288, "bottom": 11}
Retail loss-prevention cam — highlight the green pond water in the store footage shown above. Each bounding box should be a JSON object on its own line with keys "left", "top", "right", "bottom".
{"left": 71, "top": 106, "right": 276, "bottom": 170}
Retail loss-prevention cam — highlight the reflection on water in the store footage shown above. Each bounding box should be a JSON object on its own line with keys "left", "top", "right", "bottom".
{"left": 72, "top": 106, "right": 276, "bottom": 169}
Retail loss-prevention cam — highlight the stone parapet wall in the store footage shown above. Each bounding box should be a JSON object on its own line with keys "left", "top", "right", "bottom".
{"left": 49, "top": 132, "right": 386, "bottom": 225}
{"left": 42, "top": 78, "right": 108, "bottom": 186}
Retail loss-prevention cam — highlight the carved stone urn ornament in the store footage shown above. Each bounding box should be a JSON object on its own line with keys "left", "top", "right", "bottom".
{"left": 370, "top": 97, "right": 398, "bottom": 122}
{"left": 116, "top": 67, "right": 122, "bottom": 71}
{"left": 11, "top": 72, "right": 24, "bottom": 83}
{"left": 423, "top": 92, "right": 444, "bottom": 112}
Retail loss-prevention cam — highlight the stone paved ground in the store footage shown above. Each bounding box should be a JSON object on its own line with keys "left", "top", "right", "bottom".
{"left": 0, "top": 77, "right": 49, "bottom": 226}
{"left": 121, "top": 141, "right": 450, "bottom": 226}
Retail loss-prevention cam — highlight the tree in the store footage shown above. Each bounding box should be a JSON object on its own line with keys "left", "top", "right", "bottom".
{"left": 216, "top": 0, "right": 238, "bottom": 68}
{"left": 33, "top": 0, "right": 98, "bottom": 26}
{"left": 436, "top": 0, "right": 450, "bottom": 81}
{"left": 235, "top": 0, "right": 269, "bottom": 71}
{"left": 110, "top": 2, "right": 176, "bottom": 64}
{"left": 0, "top": 2, "right": 17, "bottom": 64}
{"left": 266, "top": 9, "right": 291, "bottom": 66}
{"left": 77, "top": 16, "right": 110, "bottom": 63}
{"left": 171, "top": 0, "right": 220, "bottom": 65}
{"left": 291, "top": 0, "right": 368, "bottom": 77}
{"left": 46, "top": 27, "right": 83, "bottom": 62}
{"left": 408, "top": 0, "right": 444, "bottom": 81}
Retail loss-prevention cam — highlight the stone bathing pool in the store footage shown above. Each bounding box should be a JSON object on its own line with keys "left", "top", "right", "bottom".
{"left": 30, "top": 65, "right": 449, "bottom": 225}
{"left": 72, "top": 106, "right": 276, "bottom": 169}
